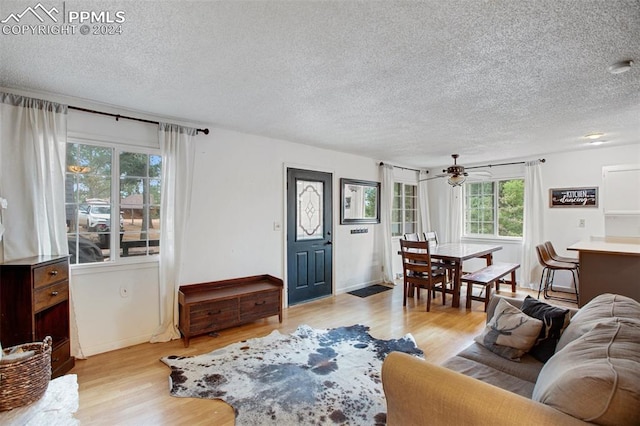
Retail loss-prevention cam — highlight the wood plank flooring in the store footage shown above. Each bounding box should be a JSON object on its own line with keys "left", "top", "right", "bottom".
{"left": 69, "top": 284, "right": 573, "bottom": 425}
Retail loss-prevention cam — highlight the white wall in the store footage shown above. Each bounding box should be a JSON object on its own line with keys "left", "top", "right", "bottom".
{"left": 66, "top": 112, "right": 384, "bottom": 356}
{"left": 181, "top": 127, "right": 383, "bottom": 290}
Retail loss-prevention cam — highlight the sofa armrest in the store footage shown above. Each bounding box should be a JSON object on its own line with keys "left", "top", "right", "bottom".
{"left": 382, "top": 352, "right": 585, "bottom": 426}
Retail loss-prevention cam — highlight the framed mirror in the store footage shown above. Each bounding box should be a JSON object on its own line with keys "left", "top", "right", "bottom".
{"left": 340, "top": 178, "right": 381, "bottom": 224}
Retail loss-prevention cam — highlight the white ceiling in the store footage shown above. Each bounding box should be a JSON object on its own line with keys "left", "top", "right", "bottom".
{"left": 1, "top": 0, "right": 639, "bottom": 168}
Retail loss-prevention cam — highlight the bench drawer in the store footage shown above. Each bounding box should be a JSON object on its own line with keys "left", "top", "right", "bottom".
{"left": 188, "top": 299, "right": 238, "bottom": 333}
{"left": 239, "top": 291, "right": 280, "bottom": 322}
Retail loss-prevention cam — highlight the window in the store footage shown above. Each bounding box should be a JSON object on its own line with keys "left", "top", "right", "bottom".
{"left": 391, "top": 182, "right": 417, "bottom": 237}
{"left": 464, "top": 179, "right": 524, "bottom": 238}
{"left": 65, "top": 141, "right": 162, "bottom": 264}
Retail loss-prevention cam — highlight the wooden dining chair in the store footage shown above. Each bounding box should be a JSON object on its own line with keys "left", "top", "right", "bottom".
{"left": 535, "top": 244, "right": 579, "bottom": 304}
{"left": 399, "top": 239, "right": 447, "bottom": 311}
{"left": 423, "top": 230, "right": 456, "bottom": 296}
{"left": 403, "top": 233, "right": 420, "bottom": 241}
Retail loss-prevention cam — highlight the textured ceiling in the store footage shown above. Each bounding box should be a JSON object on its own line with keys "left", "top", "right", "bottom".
{"left": 1, "top": 0, "right": 639, "bottom": 168}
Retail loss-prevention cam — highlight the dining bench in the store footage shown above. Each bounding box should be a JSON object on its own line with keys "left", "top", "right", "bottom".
{"left": 461, "top": 262, "right": 519, "bottom": 310}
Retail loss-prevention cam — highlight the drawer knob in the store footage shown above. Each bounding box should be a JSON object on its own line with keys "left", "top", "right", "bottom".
{"left": 51, "top": 291, "right": 59, "bottom": 296}
{"left": 49, "top": 270, "right": 58, "bottom": 276}
{"left": 207, "top": 310, "right": 222, "bottom": 315}
{"left": 255, "top": 300, "right": 267, "bottom": 306}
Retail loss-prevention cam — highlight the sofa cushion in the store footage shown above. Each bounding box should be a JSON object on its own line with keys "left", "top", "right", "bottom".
{"left": 556, "top": 293, "right": 640, "bottom": 352}
{"left": 441, "top": 355, "right": 536, "bottom": 398}
{"left": 456, "top": 342, "right": 543, "bottom": 383}
{"left": 521, "top": 296, "right": 571, "bottom": 362}
{"left": 533, "top": 318, "right": 640, "bottom": 426}
{"left": 475, "top": 298, "right": 543, "bottom": 361}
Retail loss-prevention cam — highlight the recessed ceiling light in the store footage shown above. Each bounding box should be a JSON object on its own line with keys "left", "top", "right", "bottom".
{"left": 585, "top": 132, "right": 604, "bottom": 139}
{"left": 608, "top": 60, "right": 633, "bottom": 74}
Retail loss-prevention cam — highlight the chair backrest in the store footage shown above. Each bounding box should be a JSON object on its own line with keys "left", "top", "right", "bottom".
{"left": 423, "top": 231, "right": 438, "bottom": 249}
{"left": 543, "top": 241, "right": 559, "bottom": 259}
{"left": 536, "top": 244, "right": 553, "bottom": 266}
{"left": 399, "top": 239, "right": 434, "bottom": 278}
{"left": 403, "top": 233, "right": 420, "bottom": 241}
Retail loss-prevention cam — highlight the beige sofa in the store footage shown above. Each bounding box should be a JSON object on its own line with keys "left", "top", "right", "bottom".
{"left": 382, "top": 293, "right": 640, "bottom": 425}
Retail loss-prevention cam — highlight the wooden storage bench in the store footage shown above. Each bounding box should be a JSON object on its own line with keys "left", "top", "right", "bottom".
{"left": 178, "top": 274, "right": 283, "bottom": 347}
{"left": 461, "top": 262, "right": 520, "bottom": 311}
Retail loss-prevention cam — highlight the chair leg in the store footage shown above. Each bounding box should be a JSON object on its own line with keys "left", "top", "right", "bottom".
{"left": 426, "top": 285, "right": 432, "bottom": 312}
{"left": 466, "top": 283, "right": 472, "bottom": 309}
{"left": 403, "top": 281, "right": 408, "bottom": 306}
{"left": 537, "top": 267, "right": 547, "bottom": 299}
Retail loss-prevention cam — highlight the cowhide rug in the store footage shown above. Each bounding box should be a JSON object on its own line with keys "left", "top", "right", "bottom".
{"left": 161, "top": 324, "right": 423, "bottom": 425}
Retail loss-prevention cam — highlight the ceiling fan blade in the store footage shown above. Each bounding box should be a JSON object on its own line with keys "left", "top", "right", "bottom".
{"left": 419, "top": 174, "right": 447, "bottom": 182}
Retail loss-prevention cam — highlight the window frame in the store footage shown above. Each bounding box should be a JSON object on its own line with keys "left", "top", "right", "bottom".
{"left": 463, "top": 177, "right": 524, "bottom": 240}
{"left": 391, "top": 181, "right": 418, "bottom": 237}
{"left": 66, "top": 137, "right": 162, "bottom": 268}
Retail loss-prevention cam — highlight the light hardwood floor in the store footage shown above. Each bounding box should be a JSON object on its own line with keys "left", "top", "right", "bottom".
{"left": 69, "top": 284, "right": 573, "bottom": 425}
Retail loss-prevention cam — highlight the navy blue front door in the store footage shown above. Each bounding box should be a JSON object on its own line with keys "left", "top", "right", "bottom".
{"left": 286, "top": 168, "right": 333, "bottom": 305}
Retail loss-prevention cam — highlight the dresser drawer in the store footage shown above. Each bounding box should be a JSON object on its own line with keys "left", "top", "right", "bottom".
{"left": 51, "top": 340, "right": 71, "bottom": 373}
{"left": 34, "top": 260, "right": 69, "bottom": 289}
{"left": 188, "top": 299, "right": 238, "bottom": 333}
{"left": 239, "top": 290, "right": 280, "bottom": 322}
{"left": 34, "top": 281, "right": 69, "bottom": 312}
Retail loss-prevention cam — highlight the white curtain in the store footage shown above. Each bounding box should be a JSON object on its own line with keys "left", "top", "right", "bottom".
{"left": 418, "top": 170, "right": 432, "bottom": 234}
{"left": 521, "top": 160, "right": 545, "bottom": 288}
{"left": 380, "top": 164, "right": 395, "bottom": 283}
{"left": 442, "top": 186, "right": 463, "bottom": 243}
{"left": 0, "top": 93, "right": 68, "bottom": 259}
{"left": 0, "top": 93, "right": 85, "bottom": 358}
{"left": 151, "top": 123, "right": 196, "bottom": 342}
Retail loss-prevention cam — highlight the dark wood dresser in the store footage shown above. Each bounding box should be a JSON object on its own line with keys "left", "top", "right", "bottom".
{"left": 178, "top": 274, "right": 283, "bottom": 347}
{"left": 0, "top": 255, "right": 75, "bottom": 378}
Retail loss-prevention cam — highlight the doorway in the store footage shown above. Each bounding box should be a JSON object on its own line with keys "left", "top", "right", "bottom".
{"left": 286, "top": 168, "right": 333, "bottom": 305}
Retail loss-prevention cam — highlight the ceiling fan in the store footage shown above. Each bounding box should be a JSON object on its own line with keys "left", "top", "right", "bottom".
{"left": 423, "top": 154, "right": 476, "bottom": 186}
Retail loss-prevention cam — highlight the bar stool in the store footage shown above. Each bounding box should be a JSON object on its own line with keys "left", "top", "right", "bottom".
{"left": 536, "top": 244, "right": 579, "bottom": 304}
{"left": 544, "top": 241, "right": 579, "bottom": 268}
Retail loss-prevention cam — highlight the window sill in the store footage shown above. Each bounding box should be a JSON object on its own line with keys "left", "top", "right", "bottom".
{"left": 70, "top": 256, "right": 159, "bottom": 275}
{"left": 461, "top": 235, "right": 522, "bottom": 245}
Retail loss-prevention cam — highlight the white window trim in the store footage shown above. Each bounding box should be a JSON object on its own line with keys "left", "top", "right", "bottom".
{"left": 67, "top": 137, "right": 161, "bottom": 268}
{"left": 463, "top": 176, "right": 525, "bottom": 241}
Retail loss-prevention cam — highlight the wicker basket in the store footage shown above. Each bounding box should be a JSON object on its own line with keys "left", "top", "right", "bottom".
{"left": 0, "top": 336, "right": 52, "bottom": 412}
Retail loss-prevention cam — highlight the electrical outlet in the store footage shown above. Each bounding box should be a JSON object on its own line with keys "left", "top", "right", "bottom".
{"left": 273, "top": 221, "right": 281, "bottom": 231}
{"left": 578, "top": 218, "right": 586, "bottom": 228}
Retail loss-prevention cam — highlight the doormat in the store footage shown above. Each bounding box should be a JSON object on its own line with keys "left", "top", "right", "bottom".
{"left": 161, "top": 324, "right": 423, "bottom": 425}
{"left": 348, "top": 284, "right": 393, "bottom": 298}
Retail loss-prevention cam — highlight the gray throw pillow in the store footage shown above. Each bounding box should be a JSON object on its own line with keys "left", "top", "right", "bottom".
{"left": 475, "top": 298, "right": 543, "bottom": 361}
{"left": 521, "top": 296, "right": 570, "bottom": 362}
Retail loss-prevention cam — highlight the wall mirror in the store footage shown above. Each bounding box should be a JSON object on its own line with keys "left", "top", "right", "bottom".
{"left": 340, "top": 178, "right": 381, "bottom": 224}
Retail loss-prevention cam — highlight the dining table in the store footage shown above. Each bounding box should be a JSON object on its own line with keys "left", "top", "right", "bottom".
{"left": 399, "top": 242, "right": 503, "bottom": 308}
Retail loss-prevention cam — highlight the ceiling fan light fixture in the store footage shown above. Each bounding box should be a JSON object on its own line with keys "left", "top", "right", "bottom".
{"left": 608, "top": 60, "right": 633, "bottom": 74}
{"left": 448, "top": 174, "right": 466, "bottom": 186}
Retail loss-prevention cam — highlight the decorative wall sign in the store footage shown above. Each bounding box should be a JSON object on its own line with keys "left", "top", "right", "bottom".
{"left": 549, "top": 187, "right": 598, "bottom": 208}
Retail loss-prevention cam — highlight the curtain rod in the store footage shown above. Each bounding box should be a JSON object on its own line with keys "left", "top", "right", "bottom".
{"left": 464, "top": 158, "right": 546, "bottom": 170}
{"left": 378, "top": 162, "right": 425, "bottom": 173}
{"left": 68, "top": 106, "right": 210, "bottom": 135}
